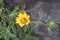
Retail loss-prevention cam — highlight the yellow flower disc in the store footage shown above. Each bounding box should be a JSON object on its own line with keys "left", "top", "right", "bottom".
{"left": 49, "top": 21, "right": 55, "bottom": 26}
{"left": 16, "top": 10, "right": 30, "bottom": 27}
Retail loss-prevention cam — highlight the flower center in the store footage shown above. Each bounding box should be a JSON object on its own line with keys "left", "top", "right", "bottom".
{"left": 49, "top": 21, "right": 55, "bottom": 26}
{"left": 21, "top": 18, "right": 27, "bottom": 24}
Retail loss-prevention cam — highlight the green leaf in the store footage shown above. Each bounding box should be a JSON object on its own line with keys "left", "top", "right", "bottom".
{"left": 28, "top": 26, "right": 32, "bottom": 35}
{"left": 56, "top": 18, "right": 60, "bottom": 23}
{"left": 21, "top": 34, "right": 30, "bottom": 40}
{"left": 2, "top": 14, "right": 10, "bottom": 23}
{"left": 4, "top": 9, "right": 10, "bottom": 15}
{"left": 3, "top": 35, "right": 9, "bottom": 40}
{"left": 11, "top": 6, "right": 19, "bottom": 14}
{"left": 0, "top": 0, "right": 3, "bottom": 2}
{"left": 9, "top": 33, "right": 16, "bottom": 37}
{"left": 0, "top": 24, "right": 2, "bottom": 31}
{"left": 39, "top": 18, "right": 48, "bottom": 26}
{"left": 0, "top": 0, "right": 3, "bottom": 8}
{"left": 12, "top": 26, "right": 17, "bottom": 34}
{"left": 16, "top": 26, "right": 21, "bottom": 38}
{"left": 8, "top": 22, "right": 14, "bottom": 30}
{"left": 26, "top": 34, "right": 31, "bottom": 40}
{"left": 17, "top": 26, "right": 21, "bottom": 34}
{"left": 21, "top": 34, "right": 26, "bottom": 39}
{"left": 23, "top": 27, "right": 27, "bottom": 33}
{"left": 48, "top": 27, "right": 53, "bottom": 36}
{"left": 11, "top": 37, "right": 19, "bottom": 40}
{"left": 10, "top": 6, "right": 19, "bottom": 18}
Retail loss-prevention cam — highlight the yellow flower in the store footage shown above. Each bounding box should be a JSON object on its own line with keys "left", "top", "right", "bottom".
{"left": 16, "top": 10, "right": 30, "bottom": 27}
{"left": 49, "top": 21, "right": 55, "bottom": 26}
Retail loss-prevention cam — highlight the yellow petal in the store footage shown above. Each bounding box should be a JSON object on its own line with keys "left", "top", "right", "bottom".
{"left": 19, "top": 23, "right": 24, "bottom": 27}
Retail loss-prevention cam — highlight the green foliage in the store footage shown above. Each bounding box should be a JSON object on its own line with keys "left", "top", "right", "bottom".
{"left": 48, "top": 27, "right": 53, "bottom": 36}
{"left": 0, "top": 0, "right": 3, "bottom": 8}
{"left": 28, "top": 26, "right": 32, "bottom": 35}
{"left": 9, "top": 6, "right": 19, "bottom": 19}
{"left": 0, "top": 0, "right": 33, "bottom": 40}
{"left": 0, "top": 0, "right": 41, "bottom": 40}
{"left": 39, "top": 18, "right": 48, "bottom": 26}
{"left": 8, "top": 22, "right": 14, "bottom": 30}
{"left": 39, "top": 16, "right": 60, "bottom": 36}
{"left": 56, "top": 18, "right": 60, "bottom": 23}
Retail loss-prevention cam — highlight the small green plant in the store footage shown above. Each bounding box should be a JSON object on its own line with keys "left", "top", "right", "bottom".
{"left": 0, "top": 0, "right": 40, "bottom": 40}
{"left": 0, "top": 0, "right": 32, "bottom": 40}
{"left": 39, "top": 17, "right": 60, "bottom": 36}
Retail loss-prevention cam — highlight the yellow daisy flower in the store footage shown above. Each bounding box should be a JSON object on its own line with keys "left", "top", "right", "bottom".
{"left": 16, "top": 10, "right": 30, "bottom": 27}
{"left": 49, "top": 20, "right": 55, "bottom": 26}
